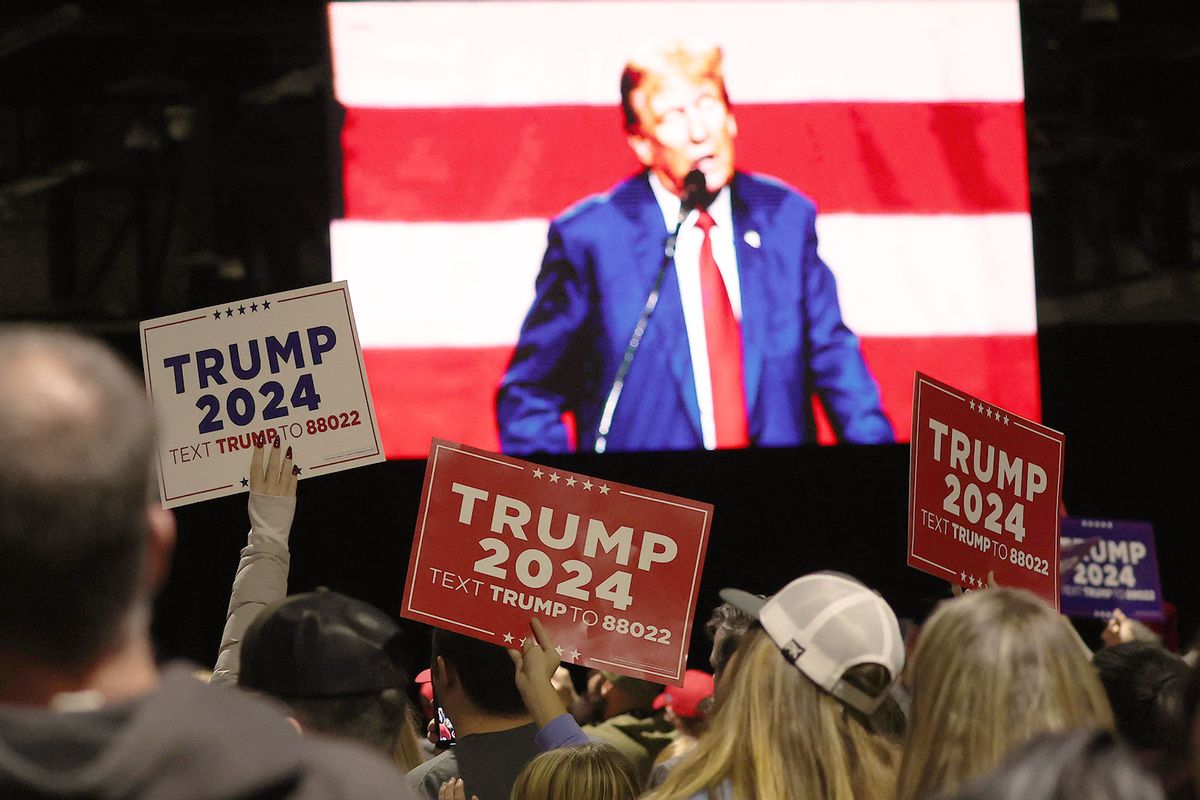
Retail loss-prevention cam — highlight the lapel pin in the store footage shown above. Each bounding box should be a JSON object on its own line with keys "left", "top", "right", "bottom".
{"left": 743, "top": 230, "right": 761, "bottom": 249}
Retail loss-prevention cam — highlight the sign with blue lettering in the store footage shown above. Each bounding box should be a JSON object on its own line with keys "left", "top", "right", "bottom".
{"left": 1059, "top": 518, "right": 1164, "bottom": 622}
{"left": 140, "top": 281, "right": 384, "bottom": 508}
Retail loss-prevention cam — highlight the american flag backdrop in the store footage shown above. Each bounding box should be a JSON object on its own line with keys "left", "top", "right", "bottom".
{"left": 328, "top": 1, "right": 1040, "bottom": 459}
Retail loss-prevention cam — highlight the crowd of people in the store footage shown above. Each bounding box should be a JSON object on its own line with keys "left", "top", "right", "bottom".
{"left": 2, "top": 324, "right": 1199, "bottom": 800}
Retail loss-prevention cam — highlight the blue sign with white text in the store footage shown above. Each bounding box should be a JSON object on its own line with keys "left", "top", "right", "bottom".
{"left": 1060, "top": 518, "right": 1164, "bottom": 622}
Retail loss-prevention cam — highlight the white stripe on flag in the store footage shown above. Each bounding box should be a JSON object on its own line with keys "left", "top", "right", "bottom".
{"left": 332, "top": 218, "right": 545, "bottom": 349}
{"left": 815, "top": 213, "right": 1037, "bottom": 337}
{"left": 329, "top": 1, "right": 1025, "bottom": 108}
{"left": 332, "top": 213, "right": 1036, "bottom": 348}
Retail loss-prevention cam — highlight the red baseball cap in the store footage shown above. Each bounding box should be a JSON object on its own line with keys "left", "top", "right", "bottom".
{"left": 652, "top": 669, "right": 714, "bottom": 719}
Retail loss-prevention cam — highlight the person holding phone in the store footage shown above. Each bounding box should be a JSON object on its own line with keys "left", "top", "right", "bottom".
{"left": 406, "top": 630, "right": 541, "bottom": 800}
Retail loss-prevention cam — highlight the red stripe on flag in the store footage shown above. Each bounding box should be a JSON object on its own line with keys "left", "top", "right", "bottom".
{"left": 860, "top": 335, "right": 1042, "bottom": 444}
{"left": 341, "top": 102, "right": 1029, "bottom": 221}
{"left": 363, "top": 347, "right": 509, "bottom": 459}
{"left": 365, "top": 335, "right": 1039, "bottom": 459}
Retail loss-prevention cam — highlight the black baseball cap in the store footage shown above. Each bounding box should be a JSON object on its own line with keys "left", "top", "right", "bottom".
{"left": 239, "top": 588, "right": 409, "bottom": 698}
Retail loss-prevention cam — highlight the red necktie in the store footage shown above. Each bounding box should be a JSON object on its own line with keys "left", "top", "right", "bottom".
{"left": 695, "top": 210, "right": 749, "bottom": 448}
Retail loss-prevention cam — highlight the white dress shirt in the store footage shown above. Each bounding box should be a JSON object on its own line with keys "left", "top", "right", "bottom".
{"left": 648, "top": 173, "right": 742, "bottom": 451}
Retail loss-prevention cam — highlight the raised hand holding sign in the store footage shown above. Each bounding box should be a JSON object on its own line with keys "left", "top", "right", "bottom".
{"left": 140, "top": 281, "right": 383, "bottom": 508}
{"left": 402, "top": 440, "right": 712, "bottom": 686}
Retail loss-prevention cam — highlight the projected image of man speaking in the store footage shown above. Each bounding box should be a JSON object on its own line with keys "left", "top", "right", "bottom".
{"left": 497, "top": 40, "right": 893, "bottom": 455}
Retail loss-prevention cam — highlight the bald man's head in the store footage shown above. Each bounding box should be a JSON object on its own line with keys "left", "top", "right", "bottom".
{"left": 0, "top": 327, "right": 158, "bottom": 668}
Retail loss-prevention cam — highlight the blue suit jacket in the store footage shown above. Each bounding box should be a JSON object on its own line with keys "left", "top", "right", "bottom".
{"left": 497, "top": 171, "right": 893, "bottom": 454}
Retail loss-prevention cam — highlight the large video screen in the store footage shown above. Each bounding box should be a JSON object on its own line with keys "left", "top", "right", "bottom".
{"left": 329, "top": 1, "right": 1039, "bottom": 459}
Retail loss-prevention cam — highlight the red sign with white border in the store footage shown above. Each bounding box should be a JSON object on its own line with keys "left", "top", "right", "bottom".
{"left": 402, "top": 439, "right": 713, "bottom": 686}
{"left": 908, "top": 372, "right": 1064, "bottom": 608}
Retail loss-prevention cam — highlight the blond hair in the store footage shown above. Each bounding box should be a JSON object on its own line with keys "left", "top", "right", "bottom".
{"left": 895, "top": 588, "right": 1115, "bottom": 800}
{"left": 511, "top": 743, "right": 639, "bottom": 800}
{"left": 644, "top": 628, "right": 899, "bottom": 800}
{"left": 620, "top": 39, "right": 729, "bottom": 133}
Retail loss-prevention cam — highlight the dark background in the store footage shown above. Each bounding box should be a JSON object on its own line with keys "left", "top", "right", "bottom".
{"left": 1, "top": 0, "right": 1198, "bottom": 677}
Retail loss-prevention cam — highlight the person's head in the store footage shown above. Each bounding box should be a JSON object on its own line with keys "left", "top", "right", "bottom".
{"left": 646, "top": 572, "right": 904, "bottom": 800}
{"left": 652, "top": 669, "right": 714, "bottom": 736}
{"left": 598, "top": 672, "right": 663, "bottom": 719}
{"left": 1186, "top": 660, "right": 1200, "bottom": 798}
{"left": 621, "top": 39, "right": 737, "bottom": 197}
{"left": 947, "top": 728, "right": 1163, "bottom": 800}
{"left": 0, "top": 327, "right": 173, "bottom": 679}
{"left": 238, "top": 589, "right": 424, "bottom": 769}
{"left": 511, "top": 742, "right": 639, "bottom": 800}
{"left": 704, "top": 600, "right": 756, "bottom": 688}
{"left": 1092, "top": 641, "right": 1189, "bottom": 753}
{"left": 896, "top": 588, "right": 1115, "bottom": 800}
{"left": 430, "top": 628, "right": 526, "bottom": 717}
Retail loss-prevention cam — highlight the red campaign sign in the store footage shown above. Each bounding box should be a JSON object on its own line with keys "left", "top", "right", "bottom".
{"left": 402, "top": 439, "right": 713, "bottom": 686}
{"left": 908, "top": 373, "right": 1064, "bottom": 609}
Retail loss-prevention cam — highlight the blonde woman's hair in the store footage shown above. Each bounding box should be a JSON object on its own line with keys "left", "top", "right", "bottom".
{"left": 644, "top": 628, "right": 899, "bottom": 800}
{"left": 511, "top": 743, "right": 639, "bottom": 800}
{"left": 895, "top": 588, "right": 1115, "bottom": 800}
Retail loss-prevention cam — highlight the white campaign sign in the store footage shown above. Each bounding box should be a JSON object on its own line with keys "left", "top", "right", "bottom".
{"left": 140, "top": 281, "right": 384, "bottom": 508}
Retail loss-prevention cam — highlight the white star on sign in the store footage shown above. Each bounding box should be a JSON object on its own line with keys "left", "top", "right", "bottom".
{"left": 520, "top": 637, "right": 528, "bottom": 648}
{"left": 503, "top": 632, "right": 514, "bottom": 644}
{"left": 969, "top": 400, "right": 976, "bottom": 411}
{"left": 1003, "top": 414, "right": 1010, "bottom": 425}
{"left": 532, "top": 468, "right": 544, "bottom": 479}
{"left": 566, "top": 476, "right": 577, "bottom": 487}
{"left": 569, "top": 648, "right": 581, "bottom": 662}
{"left": 986, "top": 408, "right": 994, "bottom": 419}
{"left": 555, "top": 646, "right": 564, "bottom": 656}
{"left": 960, "top": 571, "right": 967, "bottom": 583}
{"left": 582, "top": 480, "right": 593, "bottom": 491}
{"left": 549, "top": 472, "right": 561, "bottom": 483}
{"left": 599, "top": 484, "right": 610, "bottom": 494}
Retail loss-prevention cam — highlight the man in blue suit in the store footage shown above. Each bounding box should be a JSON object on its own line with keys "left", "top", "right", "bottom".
{"left": 497, "top": 41, "right": 893, "bottom": 455}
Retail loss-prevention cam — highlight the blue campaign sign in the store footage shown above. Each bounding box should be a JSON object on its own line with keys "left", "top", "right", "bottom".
{"left": 1060, "top": 518, "right": 1164, "bottom": 622}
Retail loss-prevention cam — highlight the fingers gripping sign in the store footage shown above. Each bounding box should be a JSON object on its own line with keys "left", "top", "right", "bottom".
{"left": 1101, "top": 608, "right": 1134, "bottom": 648}
{"left": 507, "top": 618, "right": 568, "bottom": 728}
{"left": 510, "top": 618, "right": 561, "bottom": 684}
{"left": 249, "top": 436, "right": 297, "bottom": 497}
{"left": 950, "top": 569, "right": 997, "bottom": 598}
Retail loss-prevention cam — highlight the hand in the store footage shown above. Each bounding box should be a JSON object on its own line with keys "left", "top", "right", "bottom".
{"left": 508, "top": 618, "right": 567, "bottom": 727}
{"left": 572, "top": 669, "right": 606, "bottom": 725}
{"left": 1102, "top": 608, "right": 1134, "bottom": 647}
{"left": 438, "top": 778, "right": 477, "bottom": 800}
{"left": 426, "top": 717, "right": 438, "bottom": 747}
{"left": 950, "top": 570, "right": 997, "bottom": 598}
{"left": 551, "top": 665, "right": 579, "bottom": 710}
{"left": 250, "top": 436, "right": 297, "bottom": 497}
{"left": 511, "top": 618, "right": 561, "bottom": 686}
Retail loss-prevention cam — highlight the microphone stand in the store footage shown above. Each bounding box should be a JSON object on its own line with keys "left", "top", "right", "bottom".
{"left": 594, "top": 171, "right": 705, "bottom": 453}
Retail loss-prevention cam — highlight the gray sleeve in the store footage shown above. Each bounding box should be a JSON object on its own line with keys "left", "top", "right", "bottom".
{"left": 211, "top": 493, "right": 296, "bottom": 686}
{"left": 406, "top": 752, "right": 453, "bottom": 800}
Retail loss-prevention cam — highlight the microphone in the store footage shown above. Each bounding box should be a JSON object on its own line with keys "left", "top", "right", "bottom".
{"left": 677, "top": 168, "right": 708, "bottom": 223}
{"left": 594, "top": 169, "right": 708, "bottom": 453}
{"left": 665, "top": 169, "right": 707, "bottom": 261}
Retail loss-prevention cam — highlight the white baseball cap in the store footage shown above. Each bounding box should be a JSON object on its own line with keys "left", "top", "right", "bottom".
{"left": 720, "top": 572, "right": 903, "bottom": 714}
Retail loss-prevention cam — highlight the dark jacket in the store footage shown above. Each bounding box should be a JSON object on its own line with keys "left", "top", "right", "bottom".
{"left": 0, "top": 665, "right": 414, "bottom": 800}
